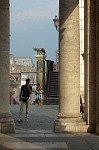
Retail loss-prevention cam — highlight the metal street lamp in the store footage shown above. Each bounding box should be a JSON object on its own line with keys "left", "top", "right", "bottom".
{"left": 53, "top": 15, "right": 59, "bottom": 31}
{"left": 53, "top": 16, "right": 59, "bottom": 72}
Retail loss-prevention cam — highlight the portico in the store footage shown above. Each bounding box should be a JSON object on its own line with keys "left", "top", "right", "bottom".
{"left": 0, "top": 0, "right": 99, "bottom": 134}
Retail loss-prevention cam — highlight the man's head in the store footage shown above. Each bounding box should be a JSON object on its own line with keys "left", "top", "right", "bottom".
{"left": 26, "top": 78, "right": 30, "bottom": 85}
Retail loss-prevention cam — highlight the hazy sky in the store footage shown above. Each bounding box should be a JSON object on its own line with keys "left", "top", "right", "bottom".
{"left": 10, "top": 0, "right": 59, "bottom": 64}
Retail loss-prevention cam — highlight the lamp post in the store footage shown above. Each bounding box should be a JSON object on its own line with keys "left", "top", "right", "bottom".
{"left": 33, "top": 48, "right": 46, "bottom": 104}
{"left": 53, "top": 15, "right": 59, "bottom": 31}
{"left": 53, "top": 15, "right": 59, "bottom": 71}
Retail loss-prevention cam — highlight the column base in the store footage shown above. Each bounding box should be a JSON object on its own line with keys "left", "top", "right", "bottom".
{"left": 54, "top": 115, "right": 93, "bottom": 133}
{"left": 0, "top": 122, "right": 15, "bottom": 133}
{"left": 0, "top": 114, "right": 15, "bottom": 133}
{"left": 96, "top": 124, "right": 99, "bottom": 134}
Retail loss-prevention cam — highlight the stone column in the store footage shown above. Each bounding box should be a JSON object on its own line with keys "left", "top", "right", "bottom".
{"left": 0, "top": 0, "right": 15, "bottom": 133}
{"left": 54, "top": 0, "right": 87, "bottom": 133}
{"left": 96, "top": 0, "right": 99, "bottom": 134}
{"left": 36, "top": 54, "right": 46, "bottom": 104}
{"left": 84, "top": 0, "right": 96, "bottom": 132}
{"left": 37, "top": 59, "right": 45, "bottom": 93}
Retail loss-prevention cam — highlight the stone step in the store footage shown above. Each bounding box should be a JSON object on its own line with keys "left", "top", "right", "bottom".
{"left": 49, "top": 88, "right": 59, "bottom": 90}
{"left": 3, "top": 132, "right": 67, "bottom": 150}
{"left": 50, "top": 83, "right": 59, "bottom": 85}
{"left": 48, "top": 75, "right": 58, "bottom": 79}
{"left": 50, "top": 78, "right": 58, "bottom": 80}
{"left": 49, "top": 93, "right": 59, "bottom": 95}
{"left": 50, "top": 77, "right": 58, "bottom": 79}
{"left": 48, "top": 90, "right": 59, "bottom": 93}
{"left": 46, "top": 71, "right": 59, "bottom": 105}
{"left": 46, "top": 93, "right": 59, "bottom": 97}
{"left": 49, "top": 86, "right": 59, "bottom": 88}
{"left": 50, "top": 82, "right": 58, "bottom": 84}
{"left": 48, "top": 95, "right": 59, "bottom": 97}
{"left": 47, "top": 90, "right": 59, "bottom": 92}
{"left": 46, "top": 98, "right": 59, "bottom": 105}
{"left": 49, "top": 85, "right": 58, "bottom": 88}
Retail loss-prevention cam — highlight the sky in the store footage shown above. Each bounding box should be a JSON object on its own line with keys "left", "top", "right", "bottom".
{"left": 10, "top": 0, "right": 59, "bottom": 64}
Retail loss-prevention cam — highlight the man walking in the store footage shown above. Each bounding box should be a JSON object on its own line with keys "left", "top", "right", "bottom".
{"left": 18, "top": 78, "right": 32, "bottom": 122}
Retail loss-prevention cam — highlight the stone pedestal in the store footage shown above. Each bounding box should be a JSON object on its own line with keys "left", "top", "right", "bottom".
{"left": 54, "top": 114, "right": 88, "bottom": 133}
{"left": 36, "top": 55, "right": 46, "bottom": 104}
{"left": 54, "top": 0, "right": 86, "bottom": 133}
{"left": 0, "top": 0, "right": 15, "bottom": 133}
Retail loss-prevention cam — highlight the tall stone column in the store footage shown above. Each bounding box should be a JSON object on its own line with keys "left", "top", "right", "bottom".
{"left": 96, "top": 0, "right": 99, "bottom": 134}
{"left": 84, "top": 0, "right": 96, "bottom": 132}
{"left": 0, "top": 0, "right": 15, "bottom": 133}
{"left": 54, "top": 0, "right": 87, "bottom": 133}
{"left": 36, "top": 54, "right": 46, "bottom": 104}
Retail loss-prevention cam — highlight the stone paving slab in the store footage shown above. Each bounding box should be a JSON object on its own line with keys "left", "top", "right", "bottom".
{"left": 1, "top": 130, "right": 99, "bottom": 150}
{"left": 8, "top": 133, "right": 75, "bottom": 138}
{"left": 65, "top": 138, "right": 90, "bottom": 147}
{"left": 0, "top": 133, "right": 68, "bottom": 150}
{"left": 0, "top": 105, "right": 98, "bottom": 150}
{"left": 10, "top": 133, "right": 45, "bottom": 138}
{"left": 1, "top": 132, "right": 99, "bottom": 150}
{"left": 3, "top": 131, "right": 99, "bottom": 150}
{"left": 69, "top": 148, "right": 91, "bottom": 150}
{"left": 15, "top": 129, "right": 54, "bottom": 134}
{"left": 45, "top": 133, "right": 76, "bottom": 138}
{"left": 30, "top": 142, "right": 68, "bottom": 149}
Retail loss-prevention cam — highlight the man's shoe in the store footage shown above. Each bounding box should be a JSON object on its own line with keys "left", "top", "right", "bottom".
{"left": 18, "top": 118, "right": 22, "bottom": 122}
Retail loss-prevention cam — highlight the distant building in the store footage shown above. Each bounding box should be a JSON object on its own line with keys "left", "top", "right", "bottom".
{"left": 10, "top": 54, "right": 37, "bottom": 103}
{"left": 10, "top": 74, "right": 20, "bottom": 104}
{"left": 14, "top": 57, "right": 34, "bottom": 67}
{"left": 15, "top": 65, "right": 36, "bottom": 86}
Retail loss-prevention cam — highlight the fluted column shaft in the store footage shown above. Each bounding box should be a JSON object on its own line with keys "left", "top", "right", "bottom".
{"left": 59, "top": 0, "right": 80, "bottom": 116}
{"left": 0, "top": 0, "right": 15, "bottom": 133}
{"left": 84, "top": 0, "right": 96, "bottom": 132}
{"left": 54, "top": 0, "right": 87, "bottom": 133}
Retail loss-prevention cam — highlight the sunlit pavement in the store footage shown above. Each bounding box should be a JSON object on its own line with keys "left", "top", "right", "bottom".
{"left": 0, "top": 105, "right": 99, "bottom": 150}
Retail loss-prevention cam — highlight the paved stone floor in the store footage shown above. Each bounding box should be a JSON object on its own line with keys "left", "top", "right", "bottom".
{"left": 0, "top": 104, "right": 99, "bottom": 150}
